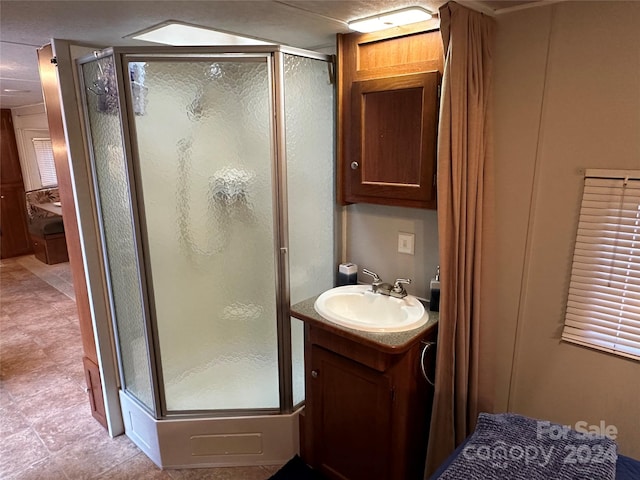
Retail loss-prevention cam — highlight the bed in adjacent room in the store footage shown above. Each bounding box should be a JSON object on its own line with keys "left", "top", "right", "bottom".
{"left": 430, "top": 413, "right": 640, "bottom": 480}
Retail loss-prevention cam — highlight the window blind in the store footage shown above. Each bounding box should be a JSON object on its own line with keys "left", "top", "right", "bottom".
{"left": 562, "top": 170, "right": 640, "bottom": 361}
{"left": 32, "top": 138, "right": 57, "bottom": 187}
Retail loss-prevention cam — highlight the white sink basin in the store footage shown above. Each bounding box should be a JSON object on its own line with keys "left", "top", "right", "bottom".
{"left": 314, "top": 284, "right": 427, "bottom": 333}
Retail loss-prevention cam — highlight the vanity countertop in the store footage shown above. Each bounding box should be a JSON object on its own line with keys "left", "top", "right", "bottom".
{"left": 291, "top": 295, "right": 439, "bottom": 354}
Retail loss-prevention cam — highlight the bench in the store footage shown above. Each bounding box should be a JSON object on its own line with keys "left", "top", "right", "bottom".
{"left": 25, "top": 187, "right": 69, "bottom": 265}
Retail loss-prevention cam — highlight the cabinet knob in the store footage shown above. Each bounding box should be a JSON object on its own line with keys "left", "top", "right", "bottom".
{"left": 350, "top": 161, "right": 359, "bottom": 170}
{"left": 311, "top": 370, "right": 319, "bottom": 378}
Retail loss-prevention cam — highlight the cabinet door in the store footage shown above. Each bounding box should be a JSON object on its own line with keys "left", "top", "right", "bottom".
{"left": 346, "top": 72, "right": 439, "bottom": 208}
{"left": 0, "top": 110, "right": 24, "bottom": 185}
{"left": 0, "top": 185, "right": 33, "bottom": 258}
{"left": 0, "top": 110, "right": 32, "bottom": 258}
{"left": 310, "top": 345, "right": 393, "bottom": 480}
{"left": 83, "top": 356, "right": 107, "bottom": 428}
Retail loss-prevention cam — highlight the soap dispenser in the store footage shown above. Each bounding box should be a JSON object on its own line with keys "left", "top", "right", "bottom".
{"left": 429, "top": 266, "right": 440, "bottom": 312}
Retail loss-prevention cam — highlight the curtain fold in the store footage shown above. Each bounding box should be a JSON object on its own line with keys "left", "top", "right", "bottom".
{"left": 425, "top": 2, "right": 495, "bottom": 477}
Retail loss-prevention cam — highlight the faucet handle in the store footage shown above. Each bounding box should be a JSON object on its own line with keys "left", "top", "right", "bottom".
{"left": 392, "top": 278, "right": 411, "bottom": 293}
{"left": 362, "top": 268, "right": 381, "bottom": 283}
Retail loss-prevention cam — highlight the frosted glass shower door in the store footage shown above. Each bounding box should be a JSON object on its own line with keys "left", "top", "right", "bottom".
{"left": 283, "top": 54, "right": 335, "bottom": 407}
{"left": 126, "top": 58, "right": 279, "bottom": 412}
{"left": 80, "top": 55, "right": 155, "bottom": 412}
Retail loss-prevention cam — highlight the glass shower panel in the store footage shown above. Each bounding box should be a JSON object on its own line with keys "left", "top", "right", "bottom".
{"left": 283, "top": 54, "right": 335, "bottom": 406}
{"left": 81, "top": 56, "right": 155, "bottom": 410}
{"left": 127, "top": 58, "right": 279, "bottom": 411}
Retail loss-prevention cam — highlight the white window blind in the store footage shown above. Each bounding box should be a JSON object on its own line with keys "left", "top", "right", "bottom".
{"left": 32, "top": 138, "right": 57, "bottom": 187}
{"left": 562, "top": 170, "right": 640, "bottom": 361}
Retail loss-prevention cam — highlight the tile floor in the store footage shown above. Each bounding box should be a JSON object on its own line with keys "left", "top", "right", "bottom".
{"left": 0, "top": 256, "right": 282, "bottom": 479}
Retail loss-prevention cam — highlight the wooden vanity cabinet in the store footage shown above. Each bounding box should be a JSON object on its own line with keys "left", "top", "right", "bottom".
{"left": 303, "top": 324, "right": 436, "bottom": 480}
{"left": 338, "top": 24, "right": 444, "bottom": 209}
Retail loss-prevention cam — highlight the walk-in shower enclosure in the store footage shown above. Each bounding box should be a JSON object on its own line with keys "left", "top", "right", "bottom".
{"left": 76, "top": 46, "right": 335, "bottom": 468}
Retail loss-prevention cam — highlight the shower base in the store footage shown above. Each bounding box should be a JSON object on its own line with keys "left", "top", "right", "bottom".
{"left": 164, "top": 356, "right": 280, "bottom": 411}
{"left": 119, "top": 391, "right": 301, "bottom": 469}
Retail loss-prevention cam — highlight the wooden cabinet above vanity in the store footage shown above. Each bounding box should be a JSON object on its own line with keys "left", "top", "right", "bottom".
{"left": 338, "top": 24, "right": 444, "bottom": 209}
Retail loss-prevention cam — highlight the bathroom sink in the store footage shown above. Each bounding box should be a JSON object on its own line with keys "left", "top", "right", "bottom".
{"left": 313, "top": 285, "right": 427, "bottom": 333}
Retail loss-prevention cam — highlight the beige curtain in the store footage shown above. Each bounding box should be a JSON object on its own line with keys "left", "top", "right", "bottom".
{"left": 425, "top": 2, "right": 495, "bottom": 477}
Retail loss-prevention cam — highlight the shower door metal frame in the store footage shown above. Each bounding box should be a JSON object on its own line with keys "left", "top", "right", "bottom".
{"left": 79, "top": 45, "right": 333, "bottom": 420}
{"left": 77, "top": 48, "right": 162, "bottom": 418}
{"left": 123, "top": 50, "right": 283, "bottom": 418}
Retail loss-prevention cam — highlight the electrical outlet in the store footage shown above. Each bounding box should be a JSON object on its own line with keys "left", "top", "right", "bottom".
{"left": 398, "top": 232, "right": 415, "bottom": 255}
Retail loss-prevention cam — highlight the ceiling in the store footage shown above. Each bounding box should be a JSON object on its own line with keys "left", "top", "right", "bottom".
{"left": 0, "top": 0, "right": 542, "bottom": 109}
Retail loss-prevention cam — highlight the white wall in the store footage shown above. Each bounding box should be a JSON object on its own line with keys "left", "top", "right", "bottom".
{"left": 11, "top": 103, "right": 50, "bottom": 191}
{"left": 492, "top": 1, "right": 640, "bottom": 458}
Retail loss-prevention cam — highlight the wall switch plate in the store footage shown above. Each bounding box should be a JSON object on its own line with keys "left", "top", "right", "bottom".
{"left": 398, "top": 232, "right": 415, "bottom": 255}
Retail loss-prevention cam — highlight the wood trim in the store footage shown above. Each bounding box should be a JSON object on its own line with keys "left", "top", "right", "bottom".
{"left": 37, "top": 44, "right": 111, "bottom": 431}
{"left": 39, "top": 45, "right": 108, "bottom": 430}
{"left": 309, "top": 325, "right": 392, "bottom": 372}
{"left": 37, "top": 45, "right": 98, "bottom": 364}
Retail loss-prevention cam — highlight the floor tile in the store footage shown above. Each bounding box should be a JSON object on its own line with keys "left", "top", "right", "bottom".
{"left": 2, "top": 362, "right": 71, "bottom": 401}
{"left": 32, "top": 401, "right": 104, "bottom": 453}
{"left": 16, "top": 379, "right": 87, "bottom": 426}
{"left": 0, "top": 398, "right": 31, "bottom": 436}
{"left": 0, "top": 427, "right": 49, "bottom": 478}
{"left": 54, "top": 430, "right": 140, "bottom": 479}
{"left": 260, "top": 465, "right": 281, "bottom": 475}
{"left": 96, "top": 452, "right": 172, "bottom": 479}
{"left": 0, "top": 295, "right": 51, "bottom": 317}
{"left": 29, "top": 322, "right": 80, "bottom": 349}
{"left": 166, "top": 466, "right": 273, "bottom": 480}
{"left": 7, "top": 456, "right": 69, "bottom": 480}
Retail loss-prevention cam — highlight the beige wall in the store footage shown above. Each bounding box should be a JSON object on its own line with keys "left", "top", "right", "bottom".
{"left": 345, "top": 203, "right": 439, "bottom": 300}
{"left": 492, "top": 1, "right": 640, "bottom": 457}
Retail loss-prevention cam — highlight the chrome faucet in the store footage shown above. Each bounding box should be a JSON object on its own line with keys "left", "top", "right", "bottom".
{"left": 362, "top": 268, "right": 386, "bottom": 293}
{"left": 362, "top": 269, "right": 411, "bottom": 299}
{"left": 390, "top": 278, "right": 411, "bottom": 299}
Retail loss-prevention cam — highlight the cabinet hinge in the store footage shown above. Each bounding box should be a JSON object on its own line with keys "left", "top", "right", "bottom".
{"left": 433, "top": 173, "right": 437, "bottom": 187}
{"left": 50, "top": 56, "right": 58, "bottom": 66}
{"left": 437, "top": 84, "right": 441, "bottom": 99}
{"left": 390, "top": 386, "right": 396, "bottom": 403}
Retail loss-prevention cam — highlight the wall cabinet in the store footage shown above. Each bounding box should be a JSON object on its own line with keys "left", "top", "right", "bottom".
{"left": 0, "top": 109, "right": 33, "bottom": 258}
{"left": 338, "top": 24, "right": 444, "bottom": 209}
{"left": 303, "top": 324, "right": 436, "bottom": 480}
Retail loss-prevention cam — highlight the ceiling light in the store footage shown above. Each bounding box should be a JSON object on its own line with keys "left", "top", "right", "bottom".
{"left": 130, "top": 21, "right": 272, "bottom": 46}
{"left": 348, "top": 7, "right": 433, "bottom": 33}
